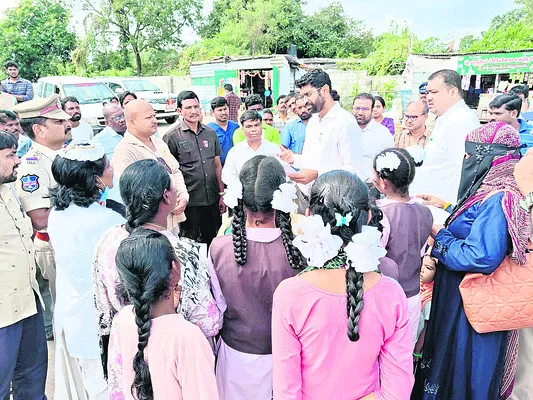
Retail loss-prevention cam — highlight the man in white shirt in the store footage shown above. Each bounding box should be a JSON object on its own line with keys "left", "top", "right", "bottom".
{"left": 222, "top": 110, "right": 280, "bottom": 185}
{"left": 61, "top": 96, "right": 94, "bottom": 141}
{"left": 410, "top": 69, "right": 480, "bottom": 205}
{"left": 353, "top": 93, "right": 394, "bottom": 182}
{"left": 279, "top": 69, "right": 363, "bottom": 211}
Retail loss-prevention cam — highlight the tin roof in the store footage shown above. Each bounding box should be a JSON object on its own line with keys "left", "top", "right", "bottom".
{"left": 413, "top": 49, "right": 533, "bottom": 58}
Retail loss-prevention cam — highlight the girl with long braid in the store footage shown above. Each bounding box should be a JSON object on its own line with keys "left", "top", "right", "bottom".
{"left": 92, "top": 159, "right": 221, "bottom": 382}
{"left": 108, "top": 228, "right": 219, "bottom": 400}
{"left": 272, "top": 170, "right": 414, "bottom": 399}
{"left": 209, "top": 155, "right": 305, "bottom": 400}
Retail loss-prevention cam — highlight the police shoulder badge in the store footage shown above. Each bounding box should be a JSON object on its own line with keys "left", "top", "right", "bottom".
{"left": 21, "top": 174, "right": 40, "bottom": 193}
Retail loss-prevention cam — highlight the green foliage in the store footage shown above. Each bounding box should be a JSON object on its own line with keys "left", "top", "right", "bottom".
{"left": 83, "top": 0, "right": 202, "bottom": 75}
{"left": 460, "top": 8, "right": 533, "bottom": 52}
{"left": 363, "top": 28, "right": 411, "bottom": 75}
{"left": 0, "top": 0, "right": 76, "bottom": 81}
{"left": 301, "top": 3, "right": 373, "bottom": 58}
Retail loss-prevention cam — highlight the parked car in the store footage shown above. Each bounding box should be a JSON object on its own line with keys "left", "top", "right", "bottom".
{"left": 99, "top": 77, "right": 178, "bottom": 124}
{"left": 35, "top": 76, "right": 117, "bottom": 134}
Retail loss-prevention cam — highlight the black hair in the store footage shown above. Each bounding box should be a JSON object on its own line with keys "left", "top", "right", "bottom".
{"left": 354, "top": 93, "right": 375, "bottom": 108}
{"left": 110, "top": 96, "right": 119, "bottom": 102}
{"left": 177, "top": 90, "right": 199, "bottom": 109}
{"left": 118, "top": 91, "right": 137, "bottom": 107}
{"left": 232, "top": 155, "right": 305, "bottom": 270}
{"left": 0, "top": 113, "right": 8, "bottom": 125}
{"left": 0, "top": 109, "right": 17, "bottom": 120}
{"left": 20, "top": 117, "right": 47, "bottom": 140}
{"left": 4, "top": 61, "right": 18, "bottom": 69}
{"left": 61, "top": 96, "right": 79, "bottom": 109}
{"left": 0, "top": 130, "right": 17, "bottom": 150}
{"left": 244, "top": 94, "right": 263, "bottom": 110}
{"left": 115, "top": 228, "right": 178, "bottom": 400}
{"left": 489, "top": 94, "right": 522, "bottom": 117}
{"left": 263, "top": 109, "right": 274, "bottom": 117}
{"left": 277, "top": 95, "right": 287, "bottom": 105}
{"left": 331, "top": 90, "right": 340, "bottom": 102}
{"left": 50, "top": 148, "right": 107, "bottom": 210}
{"left": 224, "top": 84, "right": 233, "bottom": 92}
{"left": 374, "top": 95, "right": 386, "bottom": 108}
{"left": 210, "top": 96, "right": 228, "bottom": 110}
{"left": 428, "top": 69, "right": 462, "bottom": 95}
{"left": 119, "top": 159, "right": 171, "bottom": 233}
{"left": 295, "top": 69, "right": 332, "bottom": 92}
{"left": 309, "top": 170, "right": 383, "bottom": 342}
{"left": 240, "top": 110, "right": 262, "bottom": 125}
{"left": 509, "top": 84, "right": 529, "bottom": 99}
{"left": 373, "top": 148, "right": 416, "bottom": 196}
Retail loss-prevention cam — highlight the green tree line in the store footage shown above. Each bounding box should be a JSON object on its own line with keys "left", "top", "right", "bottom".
{"left": 0, "top": 0, "right": 532, "bottom": 81}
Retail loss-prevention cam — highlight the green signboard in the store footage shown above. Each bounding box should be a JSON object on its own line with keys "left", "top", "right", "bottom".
{"left": 457, "top": 52, "right": 533, "bottom": 75}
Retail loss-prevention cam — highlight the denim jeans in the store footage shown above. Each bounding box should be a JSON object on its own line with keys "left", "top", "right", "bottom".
{"left": 0, "top": 295, "right": 48, "bottom": 399}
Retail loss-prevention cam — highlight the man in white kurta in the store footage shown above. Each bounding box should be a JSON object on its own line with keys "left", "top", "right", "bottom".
{"left": 279, "top": 69, "right": 363, "bottom": 206}
{"left": 410, "top": 70, "right": 480, "bottom": 204}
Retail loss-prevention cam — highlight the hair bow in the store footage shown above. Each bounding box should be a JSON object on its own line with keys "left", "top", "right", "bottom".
{"left": 223, "top": 179, "right": 243, "bottom": 209}
{"left": 375, "top": 152, "right": 401, "bottom": 172}
{"left": 335, "top": 212, "right": 353, "bottom": 227}
{"left": 293, "top": 215, "right": 343, "bottom": 268}
{"left": 271, "top": 182, "right": 298, "bottom": 214}
{"left": 344, "top": 226, "right": 387, "bottom": 273}
{"left": 405, "top": 145, "right": 426, "bottom": 165}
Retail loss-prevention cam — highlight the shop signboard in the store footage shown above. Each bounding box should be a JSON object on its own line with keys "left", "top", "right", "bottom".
{"left": 457, "top": 52, "right": 533, "bottom": 75}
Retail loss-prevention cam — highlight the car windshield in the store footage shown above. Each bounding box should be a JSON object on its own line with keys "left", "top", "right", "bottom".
{"left": 123, "top": 79, "right": 160, "bottom": 92}
{"left": 63, "top": 83, "right": 116, "bottom": 104}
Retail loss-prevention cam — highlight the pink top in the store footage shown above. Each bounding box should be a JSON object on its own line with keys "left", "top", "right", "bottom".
{"left": 272, "top": 275, "right": 414, "bottom": 400}
{"left": 108, "top": 305, "right": 220, "bottom": 400}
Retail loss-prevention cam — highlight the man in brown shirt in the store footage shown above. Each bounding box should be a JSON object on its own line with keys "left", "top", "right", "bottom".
{"left": 164, "top": 91, "right": 225, "bottom": 246}
{"left": 224, "top": 84, "right": 241, "bottom": 122}
{"left": 0, "top": 131, "right": 47, "bottom": 399}
{"left": 394, "top": 100, "right": 431, "bottom": 149}
{"left": 113, "top": 99, "right": 189, "bottom": 234}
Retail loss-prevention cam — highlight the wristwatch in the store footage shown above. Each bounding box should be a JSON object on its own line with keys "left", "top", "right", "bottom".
{"left": 520, "top": 191, "right": 533, "bottom": 212}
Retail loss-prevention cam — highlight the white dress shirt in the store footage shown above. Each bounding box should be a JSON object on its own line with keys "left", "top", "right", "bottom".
{"left": 410, "top": 99, "right": 479, "bottom": 203}
{"left": 48, "top": 202, "right": 125, "bottom": 360}
{"left": 361, "top": 119, "right": 395, "bottom": 182}
{"left": 71, "top": 122, "right": 94, "bottom": 142}
{"left": 292, "top": 102, "right": 363, "bottom": 194}
{"left": 222, "top": 138, "right": 280, "bottom": 185}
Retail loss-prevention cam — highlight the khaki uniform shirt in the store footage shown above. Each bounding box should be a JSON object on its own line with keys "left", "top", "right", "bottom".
{"left": 15, "top": 141, "right": 58, "bottom": 213}
{"left": 112, "top": 132, "right": 189, "bottom": 228}
{"left": 0, "top": 184, "right": 41, "bottom": 328}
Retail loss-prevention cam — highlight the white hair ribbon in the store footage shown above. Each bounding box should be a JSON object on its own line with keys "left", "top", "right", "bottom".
{"left": 375, "top": 152, "right": 401, "bottom": 173}
{"left": 223, "top": 179, "right": 243, "bottom": 209}
{"left": 60, "top": 141, "right": 105, "bottom": 162}
{"left": 271, "top": 182, "right": 298, "bottom": 214}
{"left": 344, "top": 226, "right": 387, "bottom": 273}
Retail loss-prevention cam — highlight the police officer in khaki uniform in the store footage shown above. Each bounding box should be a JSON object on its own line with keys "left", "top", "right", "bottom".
{"left": 14, "top": 95, "right": 72, "bottom": 340}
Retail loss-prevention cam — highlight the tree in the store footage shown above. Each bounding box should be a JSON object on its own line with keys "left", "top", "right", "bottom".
{"left": 0, "top": 0, "right": 76, "bottom": 81}
{"left": 83, "top": 0, "right": 202, "bottom": 76}
{"left": 301, "top": 3, "right": 373, "bottom": 58}
{"left": 363, "top": 27, "right": 411, "bottom": 75}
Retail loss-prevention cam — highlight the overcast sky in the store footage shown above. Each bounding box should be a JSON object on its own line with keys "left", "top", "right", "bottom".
{"left": 1, "top": 0, "right": 519, "bottom": 41}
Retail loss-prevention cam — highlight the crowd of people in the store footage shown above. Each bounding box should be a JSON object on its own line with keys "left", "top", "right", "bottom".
{"left": 1, "top": 64, "right": 533, "bottom": 400}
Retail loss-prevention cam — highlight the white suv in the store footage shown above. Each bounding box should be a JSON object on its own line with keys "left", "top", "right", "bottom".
{"left": 35, "top": 76, "right": 116, "bottom": 134}
{"left": 99, "top": 77, "right": 178, "bottom": 124}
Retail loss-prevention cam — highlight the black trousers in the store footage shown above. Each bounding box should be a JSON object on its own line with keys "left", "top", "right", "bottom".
{"left": 179, "top": 202, "right": 222, "bottom": 246}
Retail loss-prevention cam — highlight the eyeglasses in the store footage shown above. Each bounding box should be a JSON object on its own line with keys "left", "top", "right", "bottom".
{"left": 110, "top": 114, "right": 125, "bottom": 122}
{"left": 353, "top": 107, "right": 371, "bottom": 112}
{"left": 301, "top": 86, "right": 323, "bottom": 99}
{"left": 404, "top": 114, "right": 427, "bottom": 121}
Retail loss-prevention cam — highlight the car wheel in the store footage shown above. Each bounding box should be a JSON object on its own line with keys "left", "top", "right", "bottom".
{"left": 165, "top": 116, "right": 177, "bottom": 124}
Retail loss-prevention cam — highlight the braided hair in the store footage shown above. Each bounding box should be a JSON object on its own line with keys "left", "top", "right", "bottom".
{"left": 119, "top": 159, "right": 171, "bottom": 233}
{"left": 232, "top": 155, "right": 305, "bottom": 269}
{"left": 373, "top": 148, "right": 416, "bottom": 197}
{"left": 309, "top": 170, "right": 379, "bottom": 341}
{"left": 115, "top": 228, "right": 178, "bottom": 400}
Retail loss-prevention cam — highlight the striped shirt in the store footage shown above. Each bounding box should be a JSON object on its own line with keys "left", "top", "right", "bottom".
{"left": 1, "top": 78, "right": 34, "bottom": 102}
{"left": 394, "top": 128, "right": 431, "bottom": 149}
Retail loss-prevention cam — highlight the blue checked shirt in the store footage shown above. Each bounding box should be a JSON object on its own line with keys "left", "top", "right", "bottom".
{"left": 280, "top": 118, "right": 307, "bottom": 154}
{"left": 518, "top": 117, "right": 533, "bottom": 156}
{"left": 1, "top": 78, "right": 34, "bottom": 101}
